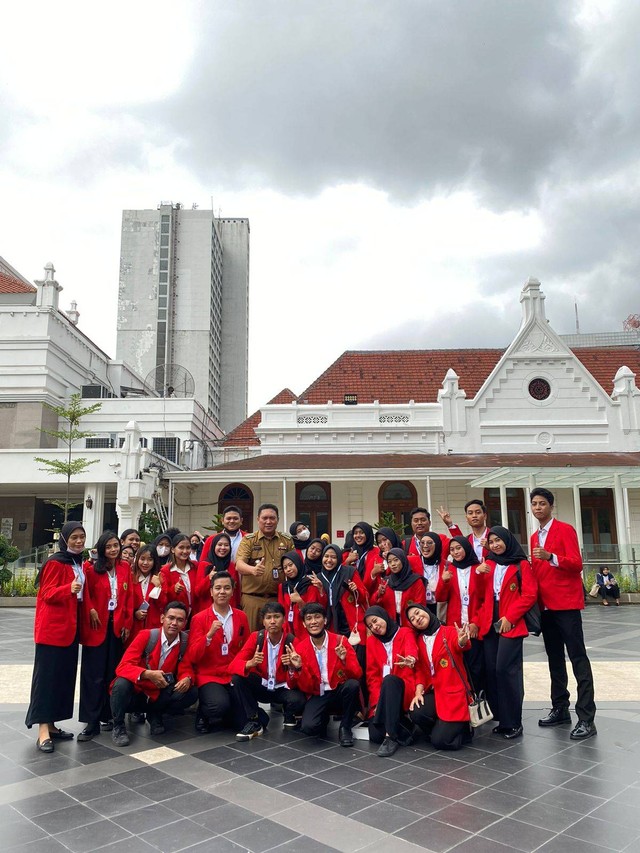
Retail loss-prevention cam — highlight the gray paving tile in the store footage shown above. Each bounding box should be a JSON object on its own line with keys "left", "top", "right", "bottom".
{"left": 270, "top": 837, "right": 340, "bottom": 853}
{"left": 394, "top": 816, "right": 472, "bottom": 852}
{"left": 161, "top": 789, "right": 226, "bottom": 816}
{"left": 563, "top": 814, "right": 640, "bottom": 851}
{"left": 84, "top": 789, "right": 156, "bottom": 818}
{"left": 534, "top": 836, "right": 613, "bottom": 853}
{"left": 479, "top": 816, "right": 556, "bottom": 851}
{"left": 510, "top": 800, "right": 582, "bottom": 834}
{"left": 6, "top": 820, "right": 48, "bottom": 848}
{"left": 111, "top": 803, "right": 184, "bottom": 834}
{"left": 536, "top": 786, "right": 606, "bottom": 816}
{"left": 429, "top": 801, "right": 499, "bottom": 834}
{"left": 30, "top": 802, "right": 102, "bottom": 834}
{"left": 7, "top": 839, "right": 68, "bottom": 853}
{"left": 388, "top": 789, "right": 456, "bottom": 817}
{"left": 53, "top": 818, "right": 132, "bottom": 853}
{"left": 278, "top": 775, "right": 339, "bottom": 800}
{"left": 224, "top": 817, "right": 300, "bottom": 852}
{"left": 139, "top": 816, "right": 218, "bottom": 851}
{"left": 419, "top": 775, "right": 481, "bottom": 801}
{"left": 313, "top": 788, "right": 378, "bottom": 816}
{"left": 10, "top": 788, "right": 77, "bottom": 817}
{"left": 190, "top": 802, "right": 260, "bottom": 833}
{"left": 460, "top": 786, "right": 528, "bottom": 816}
{"left": 352, "top": 801, "right": 423, "bottom": 832}
{"left": 135, "top": 778, "right": 198, "bottom": 802}
{"left": 63, "top": 777, "right": 130, "bottom": 802}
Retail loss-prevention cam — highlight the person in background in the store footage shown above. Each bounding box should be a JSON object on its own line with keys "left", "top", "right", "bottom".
{"left": 597, "top": 566, "right": 621, "bottom": 606}
{"left": 303, "top": 538, "right": 325, "bottom": 576}
{"left": 120, "top": 546, "right": 136, "bottom": 567}
{"left": 153, "top": 534, "right": 172, "bottom": 566}
{"left": 160, "top": 533, "right": 198, "bottom": 619}
{"left": 189, "top": 532, "right": 204, "bottom": 562}
{"left": 200, "top": 506, "right": 246, "bottom": 564}
{"left": 120, "top": 529, "right": 141, "bottom": 554}
{"left": 195, "top": 532, "right": 240, "bottom": 612}
{"left": 343, "top": 522, "right": 379, "bottom": 589}
{"left": 289, "top": 521, "right": 312, "bottom": 558}
{"left": 130, "top": 545, "right": 164, "bottom": 643}
{"left": 371, "top": 548, "right": 426, "bottom": 627}
{"left": 279, "top": 550, "right": 324, "bottom": 640}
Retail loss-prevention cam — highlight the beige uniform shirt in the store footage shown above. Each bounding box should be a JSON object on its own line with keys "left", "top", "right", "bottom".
{"left": 236, "top": 530, "right": 294, "bottom": 596}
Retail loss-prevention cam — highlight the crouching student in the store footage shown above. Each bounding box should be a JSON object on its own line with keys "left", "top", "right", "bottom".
{"left": 229, "top": 602, "right": 306, "bottom": 740}
{"left": 406, "top": 604, "right": 473, "bottom": 751}
{"left": 109, "top": 602, "right": 197, "bottom": 745}
{"left": 287, "top": 602, "right": 362, "bottom": 747}
{"left": 186, "top": 571, "right": 249, "bottom": 733}
{"left": 364, "top": 606, "right": 418, "bottom": 757}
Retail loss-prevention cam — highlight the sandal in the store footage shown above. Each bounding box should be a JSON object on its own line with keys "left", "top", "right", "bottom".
{"left": 36, "top": 738, "right": 54, "bottom": 753}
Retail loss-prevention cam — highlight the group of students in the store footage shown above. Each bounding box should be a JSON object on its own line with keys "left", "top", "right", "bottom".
{"left": 26, "top": 487, "right": 597, "bottom": 758}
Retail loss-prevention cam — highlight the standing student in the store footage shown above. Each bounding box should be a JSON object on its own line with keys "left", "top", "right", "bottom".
{"left": 130, "top": 545, "right": 164, "bottom": 643}
{"left": 371, "top": 548, "right": 426, "bottom": 626}
{"left": 343, "top": 522, "right": 380, "bottom": 589}
{"left": 308, "top": 544, "right": 368, "bottom": 649}
{"left": 530, "top": 487, "right": 596, "bottom": 740}
{"left": 303, "top": 538, "right": 325, "bottom": 576}
{"left": 160, "top": 533, "right": 198, "bottom": 619}
{"left": 78, "top": 531, "right": 133, "bottom": 740}
{"left": 437, "top": 501, "right": 490, "bottom": 560}
{"left": 199, "top": 505, "right": 246, "bottom": 563}
{"left": 195, "top": 532, "right": 240, "bottom": 612}
{"left": 289, "top": 521, "right": 312, "bottom": 558}
{"left": 278, "top": 550, "right": 323, "bottom": 640}
{"left": 404, "top": 507, "right": 459, "bottom": 559}
{"left": 25, "top": 522, "right": 87, "bottom": 753}
{"left": 479, "top": 527, "right": 537, "bottom": 739}
{"left": 153, "top": 534, "right": 172, "bottom": 565}
{"left": 419, "top": 533, "right": 444, "bottom": 615}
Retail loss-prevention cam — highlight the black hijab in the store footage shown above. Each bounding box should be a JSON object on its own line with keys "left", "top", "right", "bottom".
{"left": 386, "top": 547, "right": 420, "bottom": 592}
{"left": 420, "top": 532, "right": 442, "bottom": 566}
{"left": 352, "top": 521, "right": 374, "bottom": 556}
{"left": 365, "top": 605, "right": 399, "bottom": 644}
{"left": 289, "top": 520, "right": 310, "bottom": 551}
{"left": 406, "top": 602, "right": 442, "bottom": 637}
{"left": 487, "top": 526, "right": 527, "bottom": 566}
{"left": 376, "top": 526, "right": 402, "bottom": 555}
{"left": 319, "top": 544, "right": 356, "bottom": 634}
{"left": 36, "top": 521, "right": 85, "bottom": 586}
{"left": 205, "top": 532, "right": 232, "bottom": 573}
{"left": 449, "top": 536, "right": 480, "bottom": 569}
{"left": 282, "top": 550, "right": 312, "bottom": 595}
{"left": 303, "top": 538, "right": 324, "bottom": 574}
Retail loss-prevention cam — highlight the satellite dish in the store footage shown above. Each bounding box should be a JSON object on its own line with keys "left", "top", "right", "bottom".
{"left": 144, "top": 364, "right": 195, "bottom": 398}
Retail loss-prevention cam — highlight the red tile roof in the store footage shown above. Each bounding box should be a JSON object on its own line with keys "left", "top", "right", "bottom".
{"left": 223, "top": 388, "right": 297, "bottom": 446}
{"left": 0, "top": 270, "right": 36, "bottom": 294}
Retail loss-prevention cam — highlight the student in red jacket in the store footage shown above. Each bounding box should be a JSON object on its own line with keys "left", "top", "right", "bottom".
{"left": 78, "top": 531, "right": 133, "bottom": 741}
{"left": 403, "top": 507, "right": 459, "bottom": 560}
{"left": 200, "top": 505, "right": 247, "bottom": 563}
{"left": 278, "top": 550, "right": 324, "bottom": 639}
{"left": 343, "top": 522, "right": 381, "bottom": 590}
{"left": 364, "top": 606, "right": 418, "bottom": 757}
{"left": 418, "top": 533, "right": 444, "bottom": 615}
{"left": 194, "top": 532, "right": 240, "bottom": 613}
{"left": 437, "top": 501, "right": 490, "bottom": 561}
{"left": 25, "top": 522, "right": 87, "bottom": 753}
{"left": 371, "top": 548, "right": 426, "bottom": 627}
{"left": 479, "top": 527, "right": 538, "bottom": 739}
{"left": 287, "top": 602, "right": 362, "bottom": 747}
{"left": 130, "top": 545, "right": 165, "bottom": 643}
{"left": 186, "top": 570, "right": 249, "bottom": 733}
{"left": 160, "top": 533, "right": 199, "bottom": 618}
{"left": 530, "top": 487, "right": 596, "bottom": 740}
{"left": 406, "top": 604, "right": 473, "bottom": 751}
{"left": 308, "top": 544, "right": 368, "bottom": 653}
{"left": 229, "top": 602, "right": 306, "bottom": 739}
{"left": 110, "top": 601, "right": 197, "bottom": 745}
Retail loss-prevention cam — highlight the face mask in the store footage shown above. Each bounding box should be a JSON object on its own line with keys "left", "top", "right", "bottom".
{"left": 297, "top": 528, "right": 311, "bottom": 542}
{"left": 67, "top": 545, "right": 84, "bottom": 555}
{"left": 157, "top": 545, "right": 170, "bottom": 557}
{"left": 191, "top": 542, "right": 199, "bottom": 550}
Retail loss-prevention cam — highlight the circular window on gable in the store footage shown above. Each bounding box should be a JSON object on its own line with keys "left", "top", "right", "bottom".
{"left": 528, "top": 378, "right": 551, "bottom": 401}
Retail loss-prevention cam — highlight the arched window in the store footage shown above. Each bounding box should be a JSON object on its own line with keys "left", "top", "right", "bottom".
{"left": 378, "top": 481, "right": 417, "bottom": 534}
{"left": 218, "top": 483, "right": 254, "bottom": 527}
{"left": 295, "top": 482, "right": 331, "bottom": 539}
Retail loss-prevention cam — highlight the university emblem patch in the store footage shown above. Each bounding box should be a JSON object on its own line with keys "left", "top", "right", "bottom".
{"left": 439, "top": 658, "right": 448, "bottom": 668}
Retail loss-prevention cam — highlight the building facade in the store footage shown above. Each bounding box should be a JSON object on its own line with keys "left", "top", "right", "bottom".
{"left": 116, "top": 204, "right": 249, "bottom": 433}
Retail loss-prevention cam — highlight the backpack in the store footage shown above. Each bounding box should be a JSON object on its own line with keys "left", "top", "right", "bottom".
{"left": 144, "top": 628, "right": 189, "bottom": 667}
{"left": 256, "top": 630, "right": 295, "bottom": 651}
{"left": 514, "top": 566, "right": 542, "bottom": 636}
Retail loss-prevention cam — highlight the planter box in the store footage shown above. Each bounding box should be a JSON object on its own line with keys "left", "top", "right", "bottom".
{"left": 0, "top": 597, "right": 36, "bottom": 607}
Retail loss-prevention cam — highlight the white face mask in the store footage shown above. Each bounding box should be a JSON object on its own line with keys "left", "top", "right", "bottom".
{"left": 296, "top": 528, "right": 311, "bottom": 542}
{"left": 157, "top": 545, "right": 170, "bottom": 557}
{"left": 67, "top": 545, "right": 84, "bottom": 555}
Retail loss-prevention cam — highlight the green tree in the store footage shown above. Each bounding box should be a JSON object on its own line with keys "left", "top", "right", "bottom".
{"left": 374, "top": 510, "right": 406, "bottom": 537}
{"left": 138, "top": 509, "right": 162, "bottom": 543}
{"left": 0, "top": 534, "right": 21, "bottom": 587}
{"left": 35, "top": 394, "right": 102, "bottom": 522}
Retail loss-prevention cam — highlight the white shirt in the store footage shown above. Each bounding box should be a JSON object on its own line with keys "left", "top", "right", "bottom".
{"left": 313, "top": 633, "right": 332, "bottom": 692}
{"left": 423, "top": 563, "right": 439, "bottom": 600}
{"left": 171, "top": 565, "right": 192, "bottom": 606}
{"left": 493, "top": 565, "right": 508, "bottom": 599}
{"left": 537, "top": 519, "right": 559, "bottom": 566}
{"left": 159, "top": 631, "right": 180, "bottom": 667}
{"left": 213, "top": 607, "right": 234, "bottom": 643}
{"left": 226, "top": 529, "right": 244, "bottom": 562}
{"left": 422, "top": 631, "right": 439, "bottom": 676}
{"left": 262, "top": 636, "right": 287, "bottom": 690}
{"left": 457, "top": 566, "right": 471, "bottom": 622}
{"left": 72, "top": 560, "right": 85, "bottom": 601}
{"left": 471, "top": 531, "right": 488, "bottom": 561}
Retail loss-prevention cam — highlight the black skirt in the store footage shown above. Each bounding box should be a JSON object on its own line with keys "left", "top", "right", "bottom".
{"left": 25, "top": 640, "right": 79, "bottom": 728}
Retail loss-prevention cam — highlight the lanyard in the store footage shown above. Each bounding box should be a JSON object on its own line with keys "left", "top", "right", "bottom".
{"left": 321, "top": 571, "right": 340, "bottom": 606}
{"left": 214, "top": 608, "right": 233, "bottom": 643}
{"left": 423, "top": 632, "right": 438, "bottom": 676}
{"left": 107, "top": 569, "right": 118, "bottom": 601}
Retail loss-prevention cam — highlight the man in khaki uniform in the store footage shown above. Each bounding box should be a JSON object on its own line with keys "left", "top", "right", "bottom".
{"left": 236, "top": 503, "right": 294, "bottom": 629}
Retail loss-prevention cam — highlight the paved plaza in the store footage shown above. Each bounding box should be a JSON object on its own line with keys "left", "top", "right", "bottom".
{"left": 1, "top": 605, "right": 639, "bottom": 853}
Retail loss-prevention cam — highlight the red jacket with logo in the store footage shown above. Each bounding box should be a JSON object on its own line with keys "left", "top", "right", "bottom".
{"left": 113, "top": 628, "right": 193, "bottom": 701}
{"left": 80, "top": 561, "right": 133, "bottom": 646}
{"left": 278, "top": 583, "right": 325, "bottom": 640}
{"left": 228, "top": 630, "right": 295, "bottom": 683}
{"left": 478, "top": 560, "right": 538, "bottom": 639}
{"left": 33, "top": 559, "right": 80, "bottom": 646}
{"left": 436, "top": 564, "right": 487, "bottom": 629}
{"left": 366, "top": 627, "right": 418, "bottom": 714}
{"left": 185, "top": 606, "right": 249, "bottom": 686}
{"left": 160, "top": 563, "right": 199, "bottom": 615}
{"left": 414, "top": 626, "right": 470, "bottom": 722}
{"left": 130, "top": 576, "right": 166, "bottom": 642}
{"left": 370, "top": 576, "right": 427, "bottom": 626}
{"left": 530, "top": 520, "right": 584, "bottom": 611}
{"left": 288, "top": 631, "right": 362, "bottom": 695}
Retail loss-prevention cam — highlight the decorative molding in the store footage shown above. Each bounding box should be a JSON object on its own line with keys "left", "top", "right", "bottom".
{"left": 379, "top": 414, "right": 410, "bottom": 424}
{"left": 297, "top": 415, "right": 328, "bottom": 424}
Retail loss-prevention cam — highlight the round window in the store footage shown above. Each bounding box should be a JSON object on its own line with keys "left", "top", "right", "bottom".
{"left": 528, "top": 378, "right": 551, "bottom": 401}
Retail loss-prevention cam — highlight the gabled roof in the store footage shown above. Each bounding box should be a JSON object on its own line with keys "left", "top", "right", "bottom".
{"left": 0, "top": 270, "right": 37, "bottom": 294}
{"left": 223, "top": 388, "right": 298, "bottom": 446}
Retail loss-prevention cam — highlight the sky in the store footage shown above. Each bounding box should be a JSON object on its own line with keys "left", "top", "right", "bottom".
{"left": 2, "top": 0, "right": 639, "bottom": 414}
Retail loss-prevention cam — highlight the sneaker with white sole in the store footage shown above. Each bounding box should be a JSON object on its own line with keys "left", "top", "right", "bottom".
{"left": 236, "top": 721, "right": 263, "bottom": 741}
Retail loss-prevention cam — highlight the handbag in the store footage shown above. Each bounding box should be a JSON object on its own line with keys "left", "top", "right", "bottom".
{"left": 515, "top": 566, "right": 542, "bottom": 636}
{"left": 442, "top": 638, "right": 493, "bottom": 728}
{"left": 589, "top": 583, "right": 600, "bottom": 598}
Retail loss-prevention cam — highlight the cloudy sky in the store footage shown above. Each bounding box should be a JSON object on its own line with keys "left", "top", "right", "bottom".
{"left": 2, "top": 0, "right": 639, "bottom": 413}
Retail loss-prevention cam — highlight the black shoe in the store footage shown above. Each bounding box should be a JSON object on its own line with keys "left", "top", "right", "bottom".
{"left": 339, "top": 726, "right": 354, "bottom": 747}
{"left": 148, "top": 718, "right": 165, "bottom": 736}
{"left": 377, "top": 737, "right": 398, "bottom": 757}
{"left": 538, "top": 707, "right": 571, "bottom": 727}
{"left": 100, "top": 720, "right": 114, "bottom": 732}
{"left": 130, "top": 712, "right": 146, "bottom": 724}
{"left": 501, "top": 726, "right": 523, "bottom": 739}
{"left": 48, "top": 727, "right": 74, "bottom": 740}
{"left": 77, "top": 725, "right": 100, "bottom": 742}
{"left": 492, "top": 725, "right": 507, "bottom": 735}
{"left": 570, "top": 720, "right": 597, "bottom": 740}
{"left": 36, "top": 737, "right": 54, "bottom": 753}
{"left": 195, "top": 714, "right": 209, "bottom": 734}
{"left": 236, "top": 721, "right": 263, "bottom": 741}
{"left": 111, "top": 725, "right": 130, "bottom": 747}
{"left": 283, "top": 715, "right": 297, "bottom": 728}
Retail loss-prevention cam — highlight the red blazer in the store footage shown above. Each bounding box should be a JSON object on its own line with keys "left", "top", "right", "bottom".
{"left": 370, "top": 577, "right": 427, "bottom": 627}
{"left": 192, "top": 561, "right": 240, "bottom": 614}
{"left": 530, "top": 520, "right": 584, "bottom": 611}
{"left": 353, "top": 549, "right": 384, "bottom": 595}
{"left": 331, "top": 571, "right": 369, "bottom": 643}
{"left": 415, "top": 626, "right": 470, "bottom": 722}
{"left": 478, "top": 560, "right": 538, "bottom": 639}
{"left": 80, "top": 562, "right": 133, "bottom": 646}
{"left": 185, "top": 606, "right": 249, "bottom": 686}
{"left": 33, "top": 559, "right": 80, "bottom": 646}
{"left": 200, "top": 531, "right": 247, "bottom": 565}
{"left": 130, "top": 576, "right": 165, "bottom": 643}
{"left": 405, "top": 532, "right": 455, "bottom": 561}
{"left": 436, "top": 564, "right": 486, "bottom": 629}
{"left": 229, "top": 630, "right": 295, "bottom": 683}
{"left": 278, "top": 583, "right": 325, "bottom": 640}
{"left": 466, "top": 529, "right": 491, "bottom": 560}
{"left": 160, "top": 563, "right": 199, "bottom": 614}
{"left": 113, "top": 628, "right": 193, "bottom": 701}
{"left": 289, "top": 630, "right": 362, "bottom": 695}
{"left": 366, "top": 627, "right": 418, "bottom": 714}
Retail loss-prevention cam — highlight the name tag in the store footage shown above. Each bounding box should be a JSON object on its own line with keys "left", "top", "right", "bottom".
{"left": 108, "top": 599, "right": 117, "bottom": 611}
{"left": 267, "top": 678, "right": 275, "bottom": 691}
{"left": 462, "top": 594, "right": 470, "bottom": 606}
{"left": 288, "top": 610, "right": 294, "bottom": 622}
{"left": 272, "top": 569, "right": 280, "bottom": 580}
{"left": 426, "top": 590, "right": 433, "bottom": 602}
{"left": 221, "top": 643, "right": 229, "bottom": 656}
{"left": 382, "top": 664, "right": 391, "bottom": 678}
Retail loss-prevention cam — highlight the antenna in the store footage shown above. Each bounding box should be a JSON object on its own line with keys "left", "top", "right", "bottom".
{"left": 574, "top": 300, "right": 580, "bottom": 335}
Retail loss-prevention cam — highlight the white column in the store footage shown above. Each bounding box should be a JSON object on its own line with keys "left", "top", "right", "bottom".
{"left": 525, "top": 474, "right": 536, "bottom": 542}
{"left": 499, "top": 484, "right": 508, "bottom": 527}
{"left": 614, "top": 474, "right": 627, "bottom": 563}
{"left": 82, "top": 483, "right": 105, "bottom": 546}
{"left": 282, "top": 477, "right": 288, "bottom": 528}
{"left": 572, "top": 485, "right": 584, "bottom": 552}
{"left": 425, "top": 476, "right": 432, "bottom": 516}
{"left": 168, "top": 479, "right": 175, "bottom": 526}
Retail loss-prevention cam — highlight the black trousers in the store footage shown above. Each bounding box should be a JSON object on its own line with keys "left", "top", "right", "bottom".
{"left": 110, "top": 677, "right": 197, "bottom": 725}
{"left": 198, "top": 681, "right": 239, "bottom": 726}
{"left": 541, "top": 609, "right": 596, "bottom": 723}
{"left": 463, "top": 637, "right": 485, "bottom": 695}
{"left": 409, "top": 692, "right": 470, "bottom": 751}
{"left": 79, "top": 626, "right": 123, "bottom": 724}
{"left": 483, "top": 629, "right": 524, "bottom": 729}
{"left": 369, "top": 674, "right": 413, "bottom": 744}
{"left": 231, "top": 673, "right": 306, "bottom": 726}
{"left": 300, "top": 679, "right": 361, "bottom": 736}
{"left": 599, "top": 585, "right": 620, "bottom": 601}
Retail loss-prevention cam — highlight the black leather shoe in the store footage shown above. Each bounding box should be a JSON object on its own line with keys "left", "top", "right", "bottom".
{"left": 339, "top": 726, "right": 354, "bottom": 747}
{"left": 48, "top": 728, "right": 74, "bottom": 740}
{"left": 148, "top": 718, "right": 165, "bottom": 736}
{"left": 538, "top": 707, "right": 571, "bottom": 727}
{"left": 36, "top": 737, "right": 54, "bottom": 753}
{"left": 377, "top": 737, "right": 398, "bottom": 757}
{"left": 501, "top": 726, "right": 523, "bottom": 739}
{"left": 570, "top": 720, "right": 597, "bottom": 740}
{"left": 492, "top": 725, "right": 507, "bottom": 734}
{"left": 77, "top": 725, "right": 100, "bottom": 742}
{"left": 195, "top": 715, "right": 209, "bottom": 734}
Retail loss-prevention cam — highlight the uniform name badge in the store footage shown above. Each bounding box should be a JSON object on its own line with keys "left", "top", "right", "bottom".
{"left": 221, "top": 642, "right": 229, "bottom": 656}
{"left": 108, "top": 598, "right": 117, "bottom": 611}
{"left": 382, "top": 664, "right": 391, "bottom": 678}
{"left": 288, "top": 609, "right": 294, "bottom": 622}
{"left": 267, "top": 677, "right": 275, "bottom": 691}
{"left": 272, "top": 568, "right": 279, "bottom": 580}
{"left": 462, "top": 593, "right": 470, "bottom": 606}
{"left": 426, "top": 590, "right": 433, "bottom": 602}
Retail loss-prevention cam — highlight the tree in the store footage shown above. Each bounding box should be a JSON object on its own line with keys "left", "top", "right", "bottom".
{"left": 35, "top": 394, "right": 102, "bottom": 522}
{"left": 374, "top": 510, "right": 406, "bottom": 537}
{"left": 0, "top": 534, "right": 20, "bottom": 587}
{"left": 138, "top": 509, "right": 162, "bottom": 543}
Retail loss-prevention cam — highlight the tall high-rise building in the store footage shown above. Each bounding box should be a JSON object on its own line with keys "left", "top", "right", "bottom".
{"left": 116, "top": 204, "right": 249, "bottom": 433}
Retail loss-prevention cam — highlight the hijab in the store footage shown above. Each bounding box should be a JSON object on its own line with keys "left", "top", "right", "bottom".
{"left": 420, "top": 532, "right": 442, "bottom": 566}
{"left": 449, "top": 536, "right": 480, "bottom": 570}
{"left": 365, "top": 605, "right": 399, "bottom": 644}
{"left": 406, "top": 602, "right": 442, "bottom": 637}
{"left": 303, "top": 538, "right": 324, "bottom": 574}
{"left": 376, "top": 526, "right": 402, "bottom": 555}
{"left": 205, "top": 532, "right": 232, "bottom": 573}
{"left": 282, "top": 550, "right": 312, "bottom": 595}
{"left": 352, "top": 521, "right": 374, "bottom": 556}
{"left": 487, "top": 526, "right": 527, "bottom": 566}
{"left": 35, "top": 521, "right": 85, "bottom": 586}
{"left": 386, "top": 547, "right": 420, "bottom": 592}
{"left": 319, "top": 543, "right": 356, "bottom": 634}
{"left": 289, "top": 520, "right": 311, "bottom": 551}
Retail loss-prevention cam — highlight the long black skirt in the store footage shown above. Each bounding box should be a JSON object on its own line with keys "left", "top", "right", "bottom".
{"left": 25, "top": 640, "right": 79, "bottom": 728}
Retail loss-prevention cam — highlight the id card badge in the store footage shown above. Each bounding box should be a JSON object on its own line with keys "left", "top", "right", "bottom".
{"left": 267, "top": 677, "right": 275, "bottom": 691}
{"left": 382, "top": 664, "right": 391, "bottom": 678}
{"left": 272, "top": 568, "right": 280, "bottom": 580}
{"left": 108, "top": 598, "right": 116, "bottom": 611}
{"left": 288, "top": 609, "right": 294, "bottom": 623}
{"left": 426, "top": 590, "right": 433, "bottom": 602}
{"left": 462, "top": 593, "right": 470, "bottom": 606}
{"left": 221, "top": 643, "right": 229, "bottom": 656}
{"left": 319, "top": 683, "right": 325, "bottom": 696}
